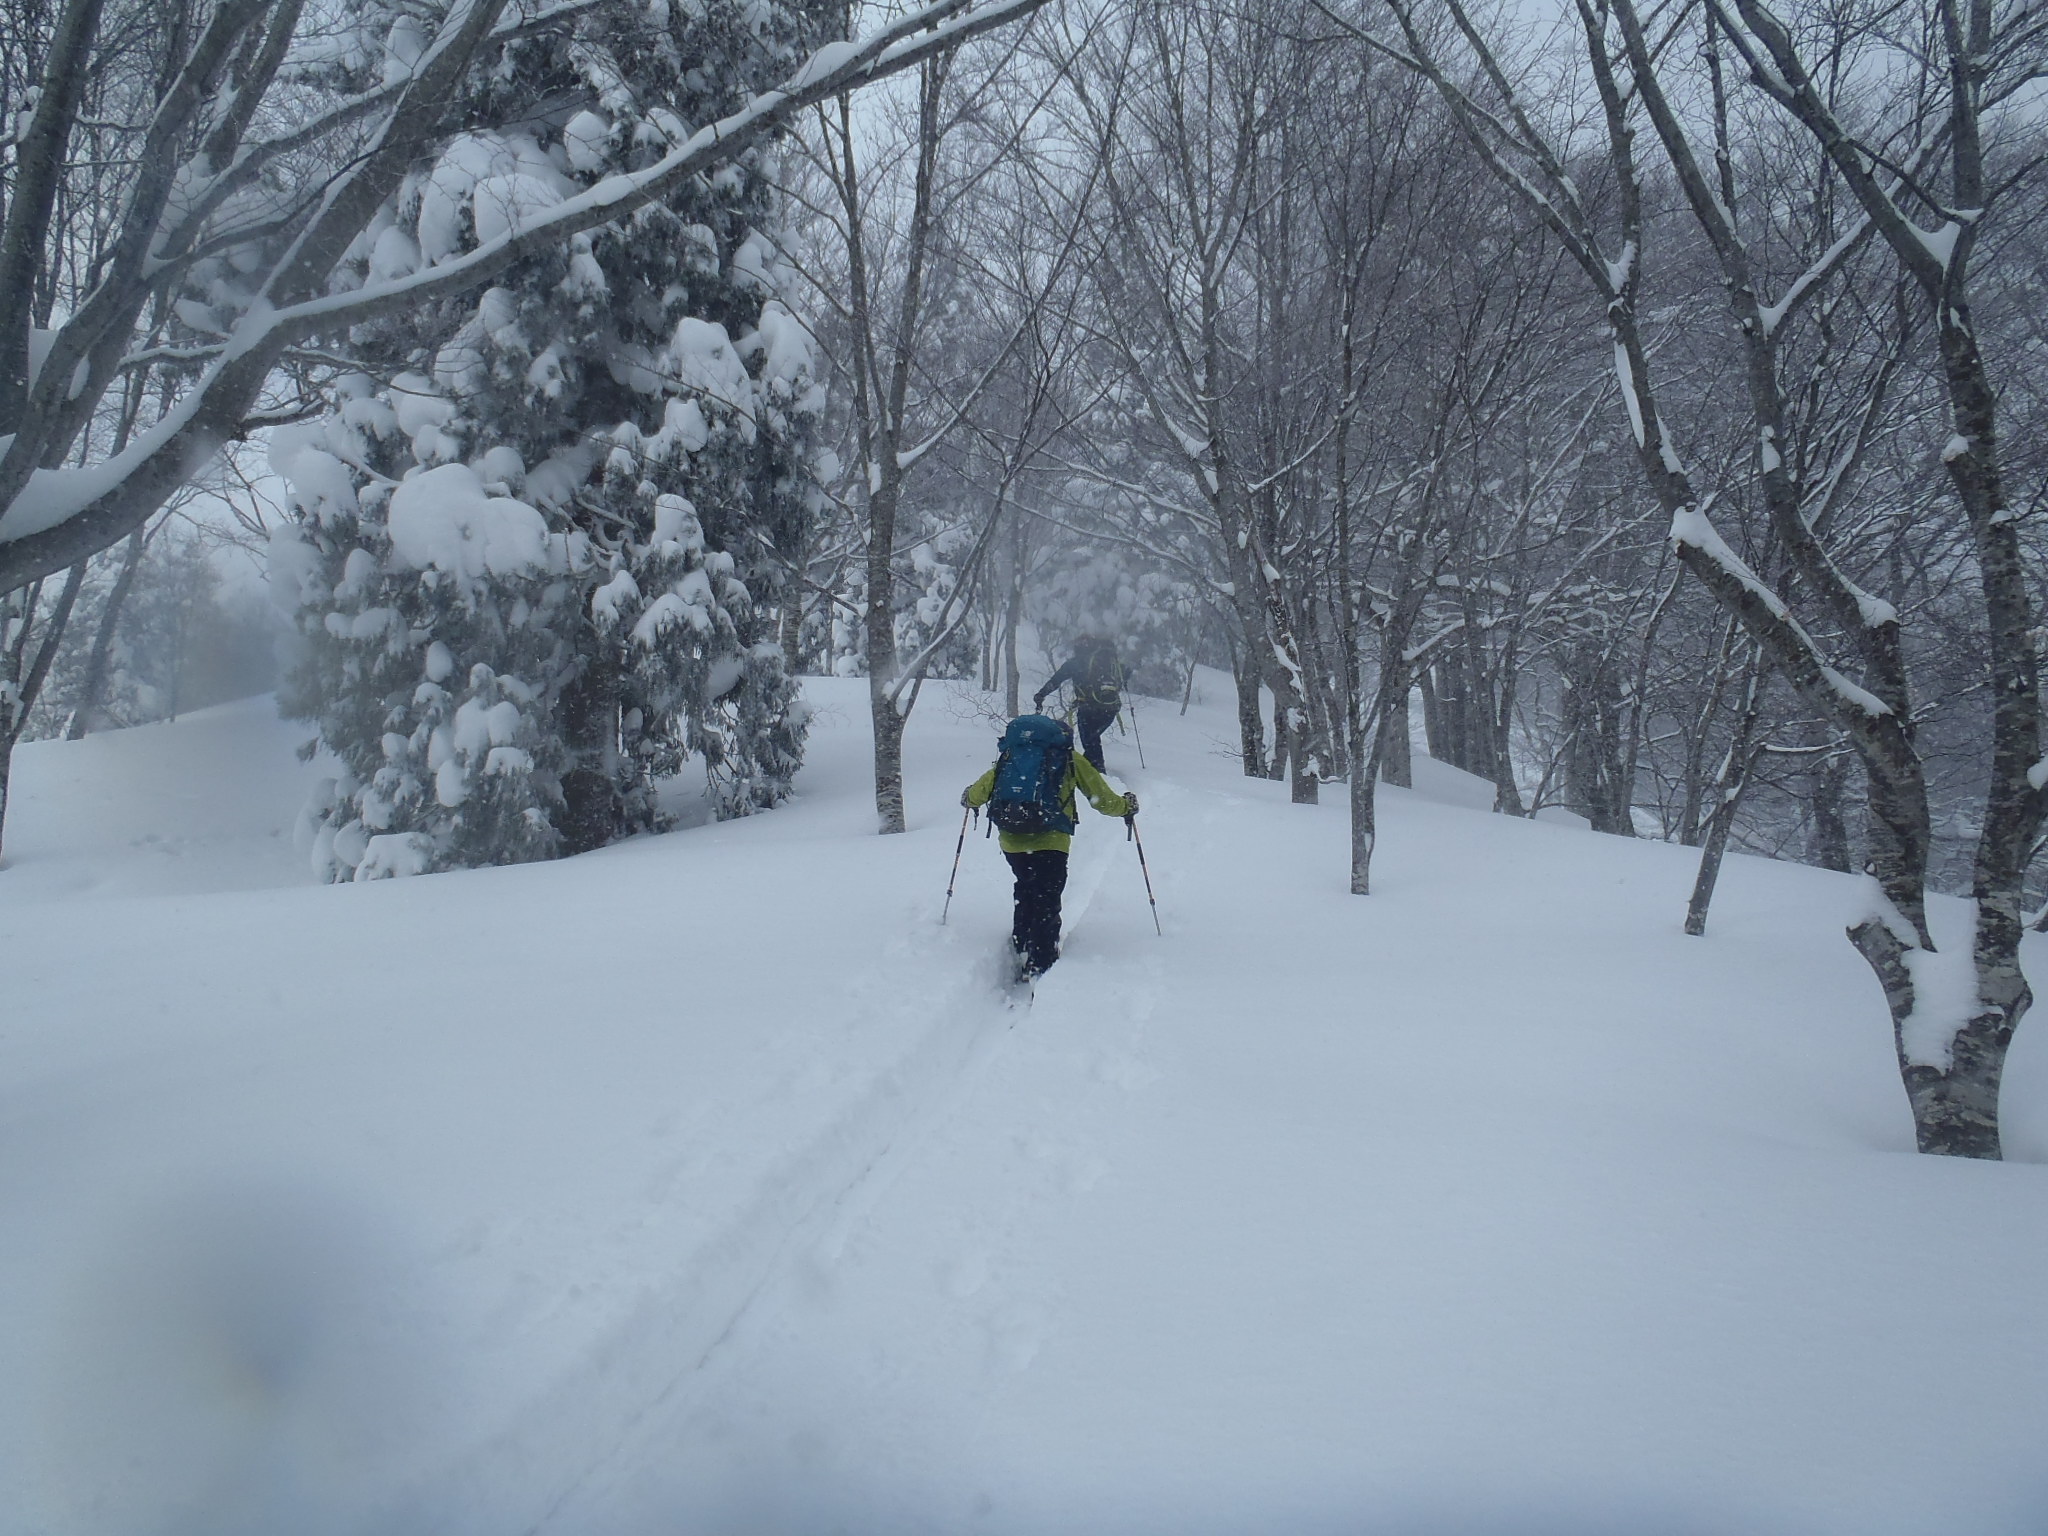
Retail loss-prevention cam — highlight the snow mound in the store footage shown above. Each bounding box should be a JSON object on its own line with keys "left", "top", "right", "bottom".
{"left": 387, "top": 463, "right": 551, "bottom": 581}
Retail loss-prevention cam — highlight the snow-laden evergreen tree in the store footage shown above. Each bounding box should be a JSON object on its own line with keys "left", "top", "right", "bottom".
{"left": 270, "top": 0, "right": 829, "bottom": 878}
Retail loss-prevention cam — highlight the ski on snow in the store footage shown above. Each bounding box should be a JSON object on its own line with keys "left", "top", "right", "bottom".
{"left": 1001, "top": 950, "right": 1035, "bottom": 1013}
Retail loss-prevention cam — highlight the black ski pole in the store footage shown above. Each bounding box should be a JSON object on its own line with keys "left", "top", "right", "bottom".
{"left": 942, "top": 805, "right": 972, "bottom": 924}
{"left": 1126, "top": 697, "right": 1147, "bottom": 768}
{"left": 1127, "top": 814, "right": 1162, "bottom": 935}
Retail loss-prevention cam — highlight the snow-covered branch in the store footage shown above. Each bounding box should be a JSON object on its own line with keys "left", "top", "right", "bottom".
{"left": 0, "top": 0, "right": 1054, "bottom": 593}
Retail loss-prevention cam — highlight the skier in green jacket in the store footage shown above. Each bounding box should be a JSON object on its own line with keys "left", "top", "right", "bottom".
{"left": 962, "top": 720, "right": 1137, "bottom": 981}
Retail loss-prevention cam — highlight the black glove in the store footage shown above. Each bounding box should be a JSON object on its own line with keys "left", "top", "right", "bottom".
{"left": 1032, "top": 691, "right": 1047, "bottom": 710}
{"left": 961, "top": 789, "right": 973, "bottom": 808}
{"left": 1123, "top": 792, "right": 1139, "bottom": 817}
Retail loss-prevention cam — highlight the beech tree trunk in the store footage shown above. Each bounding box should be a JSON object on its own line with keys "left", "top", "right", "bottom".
{"left": 1000, "top": 550, "right": 1023, "bottom": 718}
{"left": 1808, "top": 750, "right": 1852, "bottom": 873}
{"left": 1489, "top": 649, "right": 1523, "bottom": 815}
{"left": 1288, "top": 713, "right": 1318, "bottom": 803}
{"left": 1379, "top": 664, "right": 1412, "bottom": 789}
{"left": 1684, "top": 672, "right": 1763, "bottom": 936}
{"left": 1268, "top": 686, "right": 1288, "bottom": 783}
{"left": 869, "top": 681, "right": 908, "bottom": 835}
{"left": 1232, "top": 648, "right": 1267, "bottom": 778}
{"left": 1350, "top": 748, "right": 1377, "bottom": 895}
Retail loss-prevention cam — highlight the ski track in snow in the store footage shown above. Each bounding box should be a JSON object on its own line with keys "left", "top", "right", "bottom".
{"left": 495, "top": 926, "right": 1025, "bottom": 1532}
{"left": 515, "top": 779, "right": 1171, "bottom": 1532}
{"left": 525, "top": 771, "right": 1232, "bottom": 1534}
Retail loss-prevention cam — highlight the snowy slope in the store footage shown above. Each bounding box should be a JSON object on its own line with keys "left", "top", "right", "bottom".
{"left": 0, "top": 697, "right": 318, "bottom": 901}
{"left": 3, "top": 680, "right": 2046, "bottom": 1535}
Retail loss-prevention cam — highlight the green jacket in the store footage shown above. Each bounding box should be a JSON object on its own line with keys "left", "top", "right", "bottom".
{"left": 965, "top": 751, "right": 1133, "bottom": 854}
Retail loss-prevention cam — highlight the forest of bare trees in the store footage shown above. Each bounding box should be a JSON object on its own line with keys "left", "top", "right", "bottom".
{"left": 771, "top": 0, "right": 2048, "bottom": 1156}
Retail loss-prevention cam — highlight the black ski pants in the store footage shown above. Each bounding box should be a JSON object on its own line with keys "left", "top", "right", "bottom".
{"left": 1004, "top": 849, "right": 1069, "bottom": 978}
{"left": 1074, "top": 700, "right": 1117, "bottom": 772}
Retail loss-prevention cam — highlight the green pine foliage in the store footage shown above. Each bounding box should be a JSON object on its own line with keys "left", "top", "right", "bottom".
{"left": 272, "top": 0, "right": 832, "bottom": 879}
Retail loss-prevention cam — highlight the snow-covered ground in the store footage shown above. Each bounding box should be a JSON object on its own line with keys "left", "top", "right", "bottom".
{"left": 4, "top": 677, "right": 2047, "bottom": 1536}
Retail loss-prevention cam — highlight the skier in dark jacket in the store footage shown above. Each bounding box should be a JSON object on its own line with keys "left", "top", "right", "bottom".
{"left": 962, "top": 716, "right": 1137, "bottom": 981}
{"left": 1034, "top": 636, "right": 1124, "bottom": 772}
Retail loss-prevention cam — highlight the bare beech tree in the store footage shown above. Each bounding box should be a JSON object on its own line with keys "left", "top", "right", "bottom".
{"left": 1713, "top": 0, "right": 2048, "bottom": 1158}
{"left": 790, "top": 9, "right": 1097, "bottom": 833}
{"left": 1061, "top": 0, "right": 1332, "bottom": 800}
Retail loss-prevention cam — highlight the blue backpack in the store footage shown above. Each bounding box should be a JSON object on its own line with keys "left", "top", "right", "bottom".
{"left": 987, "top": 715, "right": 1076, "bottom": 835}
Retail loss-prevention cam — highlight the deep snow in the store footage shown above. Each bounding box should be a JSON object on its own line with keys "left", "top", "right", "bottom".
{"left": 3, "top": 677, "right": 2046, "bottom": 1535}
